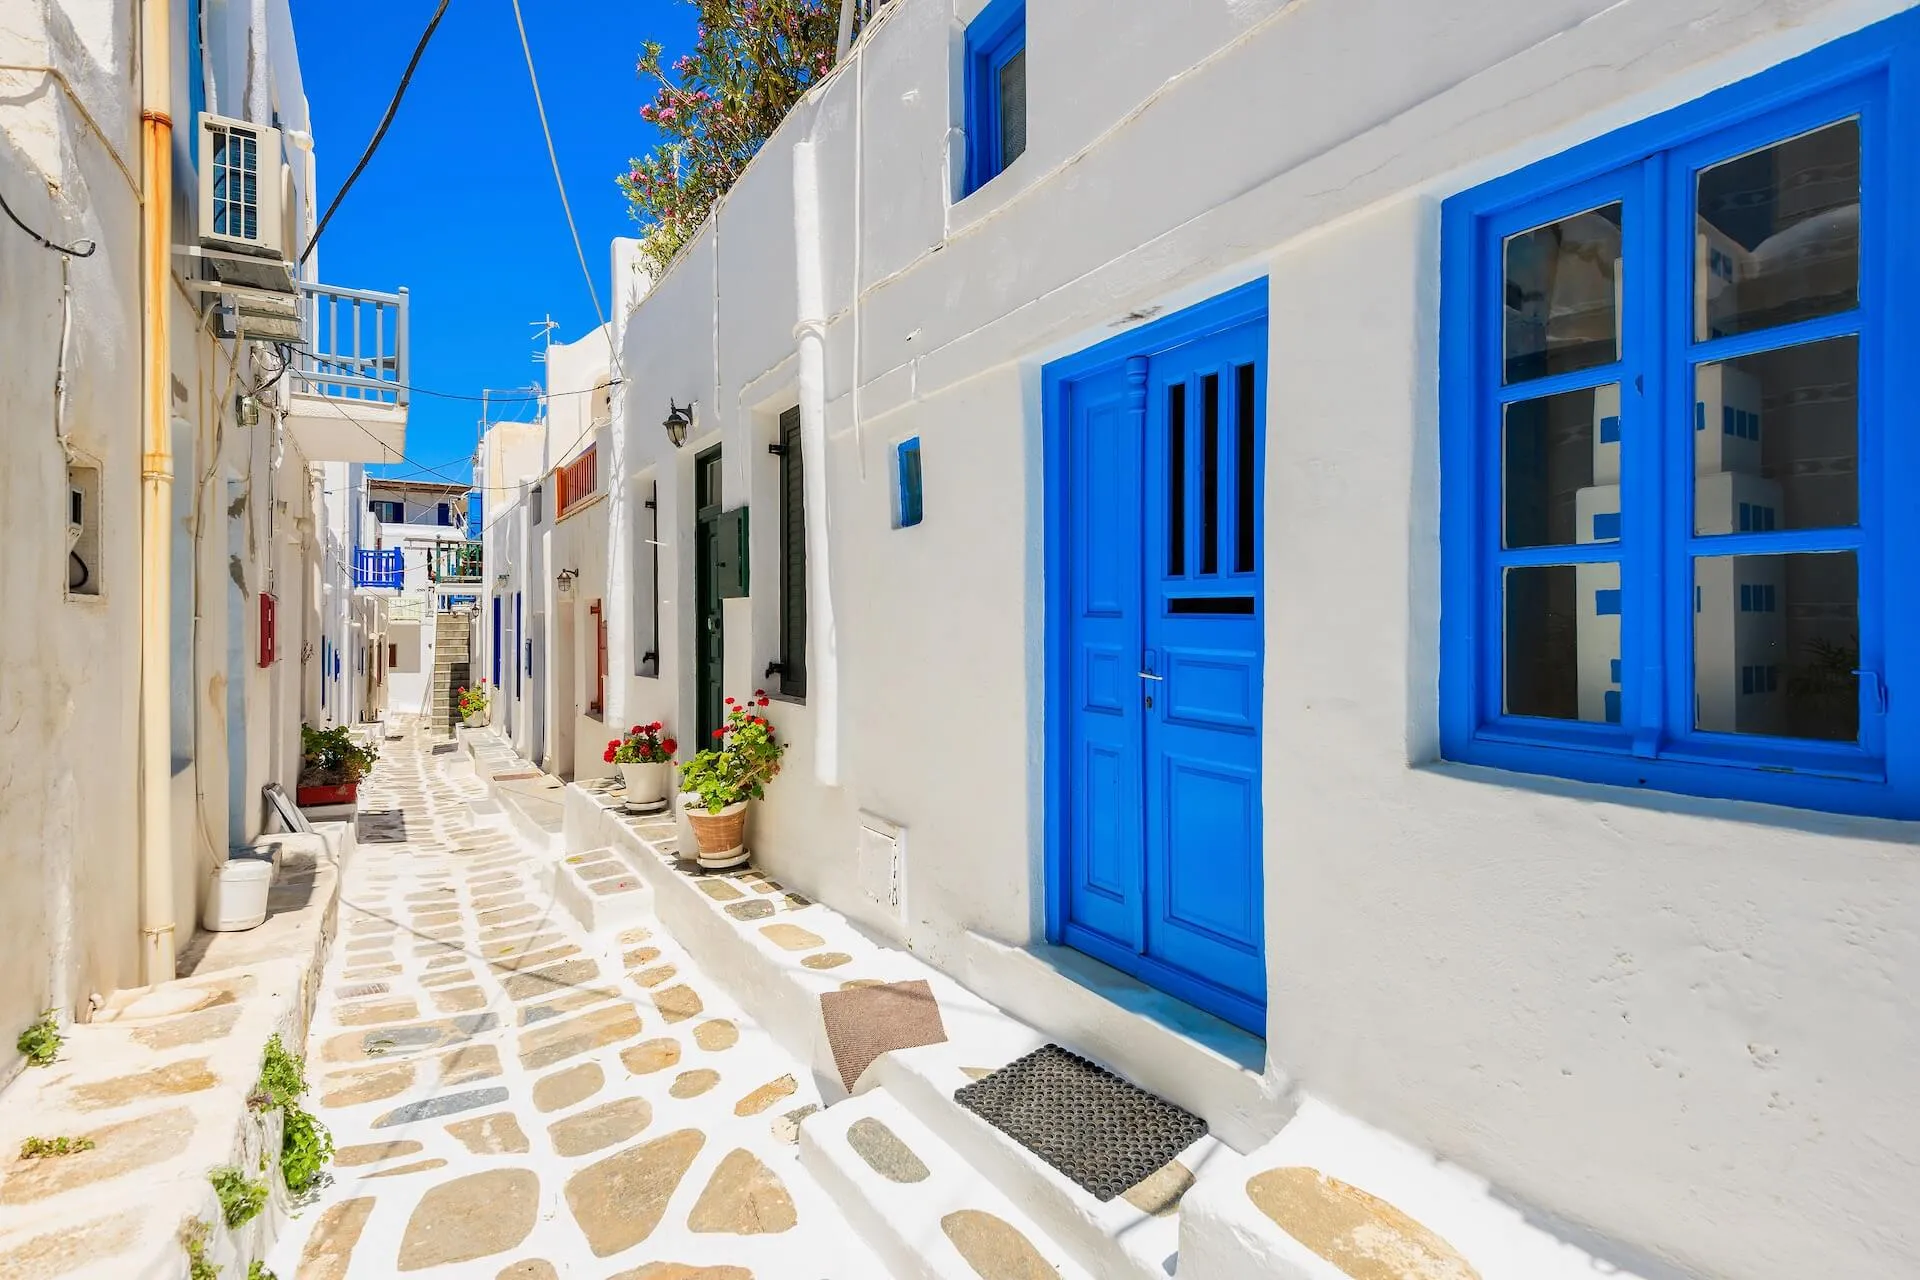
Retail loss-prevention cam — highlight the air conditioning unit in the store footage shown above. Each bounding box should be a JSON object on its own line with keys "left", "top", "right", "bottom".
{"left": 196, "top": 112, "right": 285, "bottom": 259}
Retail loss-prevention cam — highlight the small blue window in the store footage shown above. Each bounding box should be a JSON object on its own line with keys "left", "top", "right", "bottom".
{"left": 896, "top": 438, "right": 924, "bottom": 528}
{"left": 1439, "top": 11, "right": 1915, "bottom": 819}
{"left": 963, "top": 0, "right": 1027, "bottom": 195}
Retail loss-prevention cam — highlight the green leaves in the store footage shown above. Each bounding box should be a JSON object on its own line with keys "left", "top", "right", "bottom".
{"left": 210, "top": 1166, "right": 269, "bottom": 1228}
{"left": 300, "top": 723, "right": 379, "bottom": 785}
{"left": 16, "top": 1010, "right": 61, "bottom": 1067}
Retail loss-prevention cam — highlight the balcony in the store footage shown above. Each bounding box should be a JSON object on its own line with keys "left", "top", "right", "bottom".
{"left": 352, "top": 547, "right": 405, "bottom": 590}
{"left": 429, "top": 540, "right": 483, "bottom": 585}
{"left": 284, "top": 283, "right": 410, "bottom": 464}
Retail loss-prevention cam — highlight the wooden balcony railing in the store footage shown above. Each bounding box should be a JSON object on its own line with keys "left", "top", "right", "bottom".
{"left": 555, "top": 446, "right": 598, "bottom": 520}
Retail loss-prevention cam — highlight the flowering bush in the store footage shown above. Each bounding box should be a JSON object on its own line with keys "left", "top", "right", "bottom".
{"left": 604, "top": 721, "right": 678, "bottom": 766}
{"left": 456, "top": 683, "right": 489, "bottom": 719}
{"left": 299, "top": 723, "right": 378, "bottom": 786}
{"left": 618, "top": 0, "right": 846, "bottom": 275}
{"left": 679, "top": 691, "right": 786, "bottom": 812}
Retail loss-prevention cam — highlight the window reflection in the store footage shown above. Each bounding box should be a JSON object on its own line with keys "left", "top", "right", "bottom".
{"left": 1696, "top": 119, "right": 1859, "bottom": 340}
{"left": 1504, "top": 384, "right": 1621, "bottom": 549}
{"left": 1693, "top": 551, "right": 1858, "bottom": 742}
{"left": 1693, "top": 336, "right": 1858, "bottom": 534}
{"left": 1504, "top": 204, "right": 1622, "bottom": 384}
{"left": 1505, "top": 562, "right": 1622, "bottom": 724}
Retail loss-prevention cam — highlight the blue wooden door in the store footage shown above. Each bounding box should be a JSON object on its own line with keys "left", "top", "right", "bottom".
{"left": 1060, "top": 320, "right": 1266, "bottom": 1032}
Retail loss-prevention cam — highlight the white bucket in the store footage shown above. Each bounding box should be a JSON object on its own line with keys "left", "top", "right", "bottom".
{"left": 203, "top": 856, "right": 273, "bottom": 932}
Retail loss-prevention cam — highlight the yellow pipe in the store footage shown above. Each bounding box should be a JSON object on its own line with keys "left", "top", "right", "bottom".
{"left": 138, "top": 0, "right": 177, "bottom": 985}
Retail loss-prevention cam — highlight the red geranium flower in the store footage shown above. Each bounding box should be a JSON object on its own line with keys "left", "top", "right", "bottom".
{"left": 662, "top": 739, "right": 677, "bottom": 754}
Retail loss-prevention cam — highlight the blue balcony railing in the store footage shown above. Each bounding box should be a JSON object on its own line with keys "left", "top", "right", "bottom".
{"left": 353, "top": 547, "right": 404, "bottom": 589}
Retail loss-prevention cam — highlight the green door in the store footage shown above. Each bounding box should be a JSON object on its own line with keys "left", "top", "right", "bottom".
{"left": 695, "top": 447, "right": 725, "bottom": 744}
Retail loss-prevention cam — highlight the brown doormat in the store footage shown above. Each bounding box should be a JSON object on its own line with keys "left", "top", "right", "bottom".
{"left": 817, "top": 979, "right": 948, "bottom": 1092}
{"left": 954, "top": 1044, "right": 1207, "bottom": 1202}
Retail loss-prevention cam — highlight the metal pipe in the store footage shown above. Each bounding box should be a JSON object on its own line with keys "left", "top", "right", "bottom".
{"left": 137, "top": 0, "right": 178, "bottom": 983}
{"left": 791, "top": 139, "right": 839, "bottom": 786}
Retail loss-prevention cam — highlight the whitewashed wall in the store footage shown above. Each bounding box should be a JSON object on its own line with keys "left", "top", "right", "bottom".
{"left": 556, "top": 0, "right": 1920, "bottom": 1275}
{"left": 0, "top": 0, "right": 341, "bottom": 1071}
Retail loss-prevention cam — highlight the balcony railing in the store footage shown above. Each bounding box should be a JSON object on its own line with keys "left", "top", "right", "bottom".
{"left": 388, "top": 596, "right": 426, "bottom": 624}
{"left": 352, "top": 547, "right": 404, "bottom": 589}
{"left": 429, "top": 540, "right": 483, "bottom": 584}
{"left": 293, "top": 282, "right": 409, "bottom": 407}
{"left": 555, "top": 446, "right": 598, "bottom": 519}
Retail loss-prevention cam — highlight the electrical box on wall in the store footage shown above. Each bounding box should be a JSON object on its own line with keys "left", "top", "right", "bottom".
{"left": 856, "top": 811, "right": 905, "bottom": 928}
{"left": 715, "top": 507, "right": 750, "bottom": 598}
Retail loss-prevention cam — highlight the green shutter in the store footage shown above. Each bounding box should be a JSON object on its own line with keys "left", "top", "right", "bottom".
{"left": 779, "top": 407, "right": 808, "bottom": 698}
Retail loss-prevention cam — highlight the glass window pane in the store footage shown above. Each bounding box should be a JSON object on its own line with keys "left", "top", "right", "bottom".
{"left": 1503, "top": 203, "right": 1622, "bottom": 384}
{"left": 1693, "top": 336, "right": 1857, "bottom": 534}
{"left": 997, "top": 48, "right": 1027, "bottom": 168}
{"left": 1696, "top": 119, "right": 1859, "bottom": 340}
{"left": 1504, "top": 562, "right": 1622, "bottom": 723}
{"left": 1692, "top": 551, "right": 1857, "bottom": 742}
{"left": 1503, "top": 384, "right": 1620, "bottom": 549}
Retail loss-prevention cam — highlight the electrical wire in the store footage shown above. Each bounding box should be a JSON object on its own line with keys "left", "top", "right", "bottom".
{"left": 0, "top": 181, "right": 95, "bottom": 256}
{"left": 300, "top": 0, "right": 453, "bottom": 268}
{"left": 506, "top": 0, "right": 623, "bottom": 379}
{"left": 315, "top": 393, "right": 476, "bottom": 486}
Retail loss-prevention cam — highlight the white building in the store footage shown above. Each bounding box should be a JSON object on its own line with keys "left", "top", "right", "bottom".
{"left": 0, "top": 0, "right": 408, "bottom": 1076}
{"left": 494, "top": 1, "right": 1920, "bottom": 1276}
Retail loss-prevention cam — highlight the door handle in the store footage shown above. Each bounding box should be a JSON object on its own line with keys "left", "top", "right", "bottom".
{"left": 1137, "top": 671, "right": 1164, "bottom": 682}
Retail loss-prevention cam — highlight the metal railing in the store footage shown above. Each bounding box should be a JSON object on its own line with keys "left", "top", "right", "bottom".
{"left": 292, "top": 282, "right": 409, "bottom": 406}
{"left": 352, "top": 547, "right": 404, "bottom": 589}
{"left": 387, "top": 597, "right": 427, "bottom": 624}
{"left": 429, "top": 539, "right": 483, "bottom": 584}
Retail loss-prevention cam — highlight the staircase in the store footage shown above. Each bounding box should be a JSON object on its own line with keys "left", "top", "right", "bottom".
{"left": 428, "top": 611, "right": 471, "bottom": 736}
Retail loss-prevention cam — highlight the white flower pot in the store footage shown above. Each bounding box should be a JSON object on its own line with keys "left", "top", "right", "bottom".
{"left": 619, "top": 760, "right": 671, "bottom": 813}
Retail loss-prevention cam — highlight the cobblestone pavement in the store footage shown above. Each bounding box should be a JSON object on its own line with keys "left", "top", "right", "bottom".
{"left": 268, "top": 727, "right": 876, "bottom": 1279}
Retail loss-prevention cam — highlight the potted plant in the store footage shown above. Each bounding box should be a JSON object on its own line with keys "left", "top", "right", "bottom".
{"left": 297, "top": 723, "right": 379, "bottom": 807}
{"left": 456, "top": 682, "right": 490, "bottom": 727}
{"left": 678, "top": 692, "right": 786, "bottom": 870}
{"left": 605, "top": 721, "right": 677, "bottom": 814}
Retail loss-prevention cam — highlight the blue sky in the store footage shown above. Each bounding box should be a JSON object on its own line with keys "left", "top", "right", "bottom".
{"left": 290, "top": 0, "right": 697, "bottom": 485}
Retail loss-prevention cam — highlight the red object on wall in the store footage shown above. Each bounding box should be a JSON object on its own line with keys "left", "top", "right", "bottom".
{"left": 296, "top": 782, "right": 357, "bottom": 807}
{"left": 590, "top": 598, "right": 607, "bottom": 715}
{"left": 259, "top": 592, "right": 277, "bottom": 667}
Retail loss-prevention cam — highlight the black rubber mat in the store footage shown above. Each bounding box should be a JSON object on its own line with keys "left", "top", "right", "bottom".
{"left": 954, "top": 1044, "right": 1207, "bottom": 1202}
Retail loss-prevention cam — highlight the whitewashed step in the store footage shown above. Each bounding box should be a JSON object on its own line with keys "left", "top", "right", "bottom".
{"left": 552, "top": 846, "right": 653, "bottom": 933}
{"left": 873, "top": 1040, "right": 1205, "bottom": 1280}
{"left": 801, "top": 1089, "right": 1097, "bottom": 1280}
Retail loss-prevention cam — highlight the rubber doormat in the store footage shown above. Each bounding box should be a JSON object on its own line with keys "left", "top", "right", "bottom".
{"left": 954, "top": 1044, "right": 1207, "bottom": 1202}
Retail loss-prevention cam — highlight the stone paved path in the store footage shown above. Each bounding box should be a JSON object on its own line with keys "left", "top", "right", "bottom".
{"left": 267, "top": 726, "right": 879, "bottom": 1280}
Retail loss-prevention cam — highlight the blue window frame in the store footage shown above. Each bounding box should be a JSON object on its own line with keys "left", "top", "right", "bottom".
{"left": 187, "top": 0, "right": 207, "bottom": 131}
{"left": 963, "top": 0, "right": 1026, "bottom": 195}
{"left": 896, "top": 438, "right": 924, "bottom": 528}
{"left": 1439, "top": 11, "right": 1919, "bottom": 819}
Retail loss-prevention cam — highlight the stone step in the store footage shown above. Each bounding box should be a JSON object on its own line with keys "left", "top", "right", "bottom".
{"left": 550, "top": 846, "right": 653, "bottom": 935}
{"left": 1178, "top": 1097, "right": 1659, "bottom": 1280}
{"left": 873, "top": 1039, "right": 1205, "bottom": 1280}
{"left": 560, "top": 782, "right": 1208, "bottom": 1280}
{"left": 799, "top": 1089, "right": 1096, "bottom": 1280}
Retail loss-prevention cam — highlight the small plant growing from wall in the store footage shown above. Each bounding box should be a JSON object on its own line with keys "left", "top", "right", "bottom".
{"left": 16, "top": 1010, "right": 61, "bottom": 1066}
{"left": 210, "top": 1165, "right": 269, "bottom": 1228}
{"left": 252, "top": 1034, "right": 333, "bottom": 1194}
{"left": 249, "top": 1262, "right": 279, "bottom": 1280}
{"left": 180, "top": 1218, "right": 218, "bottom": 1280}
{"left": 19, "top": 1135, "right": 94, "bottom": 1159}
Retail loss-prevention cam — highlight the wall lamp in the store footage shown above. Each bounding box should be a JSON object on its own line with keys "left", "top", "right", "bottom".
{"left": 663, "top": 400, "right": 695, "bottom": 449}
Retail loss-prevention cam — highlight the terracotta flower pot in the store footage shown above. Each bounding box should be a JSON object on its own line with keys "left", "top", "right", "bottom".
{"left": 619, "top": 761, "right": 671, "bottom": 813}
{"left": 685, "top": 799, "right": 749, "bottom": 870}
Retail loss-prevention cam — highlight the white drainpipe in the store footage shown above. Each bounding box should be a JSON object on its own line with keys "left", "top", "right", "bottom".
{"left": 791, "top": 139, "right": 839, "bottom": 787}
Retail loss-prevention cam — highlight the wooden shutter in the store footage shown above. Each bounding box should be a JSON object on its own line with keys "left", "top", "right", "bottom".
{"left": 258, "top": 592, "right": 277, "bottom": 667}
{"left": 778, "top": 407, "right": 808, "bottom": 698}
{"left": 591, "top": 599, "right": 607, "bottom": 715}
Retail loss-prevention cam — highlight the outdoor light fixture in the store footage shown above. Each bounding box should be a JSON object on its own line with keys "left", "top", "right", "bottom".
{"left": 663, "top": 400, "right": 694, "bottom": 449}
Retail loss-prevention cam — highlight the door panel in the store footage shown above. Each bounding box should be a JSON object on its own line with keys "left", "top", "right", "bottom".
{"left": 695, "top": 447, "right": 725, "bottom": 744}
{"left": 1055, "top": 310, "right": 1267, "bottom": 1033}
{"left": 1064, "top": 367, "right": 1145, "bottom": 951}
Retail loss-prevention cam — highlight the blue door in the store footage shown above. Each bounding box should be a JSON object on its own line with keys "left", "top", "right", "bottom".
{"left": 1055, "top": 300, "right": 1267, "bottom": 1033}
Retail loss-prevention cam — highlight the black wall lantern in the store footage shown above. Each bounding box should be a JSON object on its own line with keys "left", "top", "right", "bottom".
{"left": 663, "top": 400, "right": 694, "bottom": 449}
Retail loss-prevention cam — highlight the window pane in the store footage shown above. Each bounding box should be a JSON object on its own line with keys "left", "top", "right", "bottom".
{"left": 1692, "top": 336, "right": 1857, "bottom": 534}
{"left": 1503, "top": 384, "right": 1620, "bottom": 549}
{"left": 1200, "top": 373, "right": 1219, "bottom": 575}
{"left": 1235, "top": 362, "right": 1257, "bottom": 573}
{"left": 1693, "top": 551, "right": 1857, "bottom": 742}
{"left": 1696, "top": 119, "right": 1859, "bottom": 340}
{"left": 1503, "top": 203, "right": 1622, "bottom": 384}
{"left": 1504, "top": 562, "right": 1622, "bottom": 723}
{"left": 998, "top": 49, "right": 1027, "bottom": 168}
{"left": 1168, "top": 383, "right": 1186, "bottom": 575}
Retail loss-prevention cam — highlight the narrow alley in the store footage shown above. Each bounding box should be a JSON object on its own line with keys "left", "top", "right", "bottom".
{"left": 268, "top": 729, "right": 881, "bottom": 1279}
